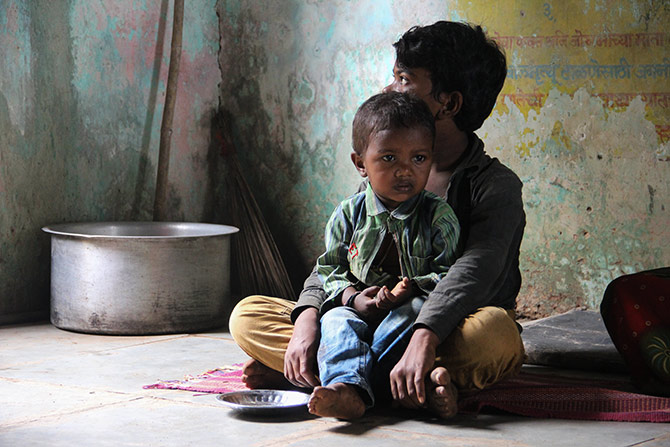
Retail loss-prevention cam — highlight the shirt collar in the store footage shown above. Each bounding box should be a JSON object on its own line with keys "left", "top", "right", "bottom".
{"left": 365, "top": 182, "right": 422, "bottom": 220}
{"left": 452, "top": 133, "right": 486, "bottom": 175}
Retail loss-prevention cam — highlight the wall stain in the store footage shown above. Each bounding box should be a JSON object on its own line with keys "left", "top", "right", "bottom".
{"left": 635, "top": 0, "right": 670, "bottom": 31}
{"left": 1, "top": 0, "right": 220, "bottom": 323}
{"left": 648, "top": 184, "right": 656, "bottom": 214}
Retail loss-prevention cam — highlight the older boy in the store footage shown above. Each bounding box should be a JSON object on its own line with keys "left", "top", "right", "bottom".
{"left": 310, "top": 92, "right": 460, "bottom": 418}
{"left": 230, "top": 21, "right": 526, "bottom": 419}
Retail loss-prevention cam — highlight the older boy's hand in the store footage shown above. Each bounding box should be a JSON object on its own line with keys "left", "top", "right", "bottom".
{"left": 389, "top": 328, "right": 440, "bottom": 408}
{"left": 284, "top": 307, "right": 321, "bottom": 388}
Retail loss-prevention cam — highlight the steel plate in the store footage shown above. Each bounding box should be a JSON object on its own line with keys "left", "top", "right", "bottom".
{"left": 216, "top": 390, "right": 310, "bottom": 415}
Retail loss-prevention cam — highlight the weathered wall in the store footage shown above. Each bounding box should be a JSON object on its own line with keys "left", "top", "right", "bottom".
{"left": 1, "top": 1, "right": 667, "bottom": 324}
{"left": 217, "top": 0, "right": 669, "bottom": 317}
{"left": 0, "top": 0, "right": 220, "bottom": 323}
{"left": 481, "top": 1, "right": 669, "bottom": 317}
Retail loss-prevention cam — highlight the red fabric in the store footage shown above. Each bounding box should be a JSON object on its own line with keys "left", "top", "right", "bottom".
{"left": 145, "top": 365, "right": 670, "bottom": 422}
{"left": 458, "top": 371, "right": 670, "bottom": 422}
{"left": 143, "top": 365, "right": 250, "bottom": 394}
{"left": 600, "top": 268, "right": 670, "bottom": 387}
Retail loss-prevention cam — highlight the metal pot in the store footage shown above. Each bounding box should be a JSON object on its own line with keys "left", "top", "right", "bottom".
{"left": 42, "top": 222, "right": 239, "bottom": 335}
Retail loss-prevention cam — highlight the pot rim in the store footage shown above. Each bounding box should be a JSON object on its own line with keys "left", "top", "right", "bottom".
{"left": 42, "top": 221, "right": 240, "bottom": 239}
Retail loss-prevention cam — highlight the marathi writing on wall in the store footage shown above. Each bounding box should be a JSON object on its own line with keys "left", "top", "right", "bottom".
{"left": 494, "top": 30, "right": 670, "bottom": 143}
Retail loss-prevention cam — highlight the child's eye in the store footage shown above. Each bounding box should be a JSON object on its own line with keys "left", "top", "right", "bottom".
{"left": 414, "top": 155, "right": 427, "bottom": 163}
{"left": 382, "top": 155, "right": 395, "bottom": 162}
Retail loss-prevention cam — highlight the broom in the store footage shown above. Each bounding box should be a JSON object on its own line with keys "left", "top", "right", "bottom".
{"left": 151, "top": 0, "right": 293, "bottom": 299}
{"left": 153, "top": 0, "right": 184, "bottom": 221}
{"left": 215, "top": 110, "right": 295, "bottom": 301}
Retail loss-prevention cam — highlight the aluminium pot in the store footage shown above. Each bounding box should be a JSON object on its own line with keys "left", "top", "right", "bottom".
{"left": 42, "top": 222, "right": 239, "bottom": 335}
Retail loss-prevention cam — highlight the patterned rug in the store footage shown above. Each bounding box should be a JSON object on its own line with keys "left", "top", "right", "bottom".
{"left": 143, "top": 366, "right": 670, "bottom": 422}
{"left": 143, "top": 364, "right": 249, "bottom": 394}
{"left": 458, "top": 371, "right": 670, "bottom": 422}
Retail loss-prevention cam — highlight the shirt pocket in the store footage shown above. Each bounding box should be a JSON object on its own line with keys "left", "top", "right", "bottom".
{"left": 406, "top": 254, "right": 432, "bottom": 278}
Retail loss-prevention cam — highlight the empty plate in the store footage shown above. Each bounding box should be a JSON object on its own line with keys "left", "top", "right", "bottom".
{"left": 216, "top": 390, "right": 310, "bottom": 415}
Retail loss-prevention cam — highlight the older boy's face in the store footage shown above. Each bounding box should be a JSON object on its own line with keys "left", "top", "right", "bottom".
{"left": 353, "top": 126, "right": 433, "bottom": 210}
{"left": 383, "top": 61, "right": 444, "bottom": 117}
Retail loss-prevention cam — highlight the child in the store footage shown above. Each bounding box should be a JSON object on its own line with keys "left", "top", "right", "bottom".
{"left": 310, "top": 91, "right": 460, "bottom": 418}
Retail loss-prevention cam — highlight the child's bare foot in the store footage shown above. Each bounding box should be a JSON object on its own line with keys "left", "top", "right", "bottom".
{"left": 308, "top": 383, "right": 366, "bottom": 419}
{"left": 425, "top": 367, "right": 459, "bottom": 419}
{"left": 241, "top": 358, "right": 292, "bottom": 389}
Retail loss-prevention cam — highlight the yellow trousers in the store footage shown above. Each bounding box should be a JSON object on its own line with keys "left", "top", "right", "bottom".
{"left": 229, "top": 296, "right": 525, "bottom": 390}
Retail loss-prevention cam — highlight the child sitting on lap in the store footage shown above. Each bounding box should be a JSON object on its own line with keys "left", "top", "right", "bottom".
{"left": 310, "top": 91, "right": 460, "bottom": 419}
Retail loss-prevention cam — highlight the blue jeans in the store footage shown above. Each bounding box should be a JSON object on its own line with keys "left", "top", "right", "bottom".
{"left": 316, "top": 296, "right": 426, "bottom": 407}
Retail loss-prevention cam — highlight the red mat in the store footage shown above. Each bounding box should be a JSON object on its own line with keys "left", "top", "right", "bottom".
{"left": 458, "top": 371, "right": 670, "bottom": 422}
{"left": 143, "top": 364, "right": 249, "bottom": 394}
{"left": 143, "top": 366, "right": 670, "bottom": 422}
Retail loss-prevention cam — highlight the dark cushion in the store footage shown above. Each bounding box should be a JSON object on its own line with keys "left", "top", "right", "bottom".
{"left": 521, "top": 309, "right": 628, "bottom": 373}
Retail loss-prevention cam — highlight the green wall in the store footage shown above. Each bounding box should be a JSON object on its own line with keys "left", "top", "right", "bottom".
{"left": 0, "top": 0, "right": 221, "bottom": 323}
{"left": 482, "top": 1, "right": 670, "bottom": 317}
{"left": 1, "top": 0, "right": 668, "bottom": 324}
{"left": 217, "top": 0, "right": 670, "bottom": 318}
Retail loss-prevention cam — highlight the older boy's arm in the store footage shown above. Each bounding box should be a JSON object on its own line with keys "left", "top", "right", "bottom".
{"left": 281, "top": 259, "right": 328, "bottom": 387}
{"left": 389, "top": 327, "right": 439, "bottom": 407}
{"left": 415, "top": 172, "right": 525, "bottom": 342}
{"left": 286, "top": 281, "right": 364, "bottom": 389}
{"left": 291, "top": 266, "right": 327, "bottom": 322}
{"left": 286, "top": 200, "right": 355, "bottom": 387}
{"left": 283, "top": 264, "right": 330, "bottom": 388}
{"left": 390, "top": 173, "right": 524, "bottom": 407}
{"left": 284, "top": 306, "right": 321, "bottom": 388}
{"left": 286, "top": 185, "right": 368, "bottom": 386}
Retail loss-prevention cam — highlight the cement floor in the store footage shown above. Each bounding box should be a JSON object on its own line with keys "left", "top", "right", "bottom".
{"left": 1, "top": 322, "right": 669, "bottom": 447}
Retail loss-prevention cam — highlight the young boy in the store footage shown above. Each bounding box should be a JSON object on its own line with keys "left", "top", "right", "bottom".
{"left": 310, "top": 91, "right": 460, "bottom": 418}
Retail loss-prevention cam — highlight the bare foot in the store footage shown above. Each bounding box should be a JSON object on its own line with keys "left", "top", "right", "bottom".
{"left": 241, "top": 358, "right": 292, "bottom": 390}
{"left": 308, "top": 383, "right": 366, "bottom": 420}
{"left": 425, "top": 367, "right": 458, "bottom": 419}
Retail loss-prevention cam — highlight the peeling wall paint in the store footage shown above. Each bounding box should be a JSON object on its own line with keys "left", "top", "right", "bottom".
{"left": 217, "top": 0, "right": 669, "bottom": 317}
{"left": 1, "top": 1, "right": 667, "bottom": 323}
{"left": 0, "top": 0, "right": 220, "bottom": 323}
{"left": 480, "top": 0, "right": 670, "bottom": 317}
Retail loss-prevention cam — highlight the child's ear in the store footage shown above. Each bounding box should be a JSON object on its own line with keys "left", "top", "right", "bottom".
{"left": 351, "top": 152, "right": 368, "bottom": 177}
{"left": 436, "top": 91, "right": 463, "bottom": 121}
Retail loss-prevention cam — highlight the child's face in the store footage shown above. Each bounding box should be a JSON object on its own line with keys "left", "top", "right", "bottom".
{"left": 352, "top": 126, "right": 433, "bottom": 210}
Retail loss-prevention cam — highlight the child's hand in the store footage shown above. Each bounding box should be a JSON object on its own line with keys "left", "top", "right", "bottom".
{"left": 375, "top": 277, "right": 412, "bottom": 310}
{"left": 350, "top": 286, "right": 388, "bottom": 323}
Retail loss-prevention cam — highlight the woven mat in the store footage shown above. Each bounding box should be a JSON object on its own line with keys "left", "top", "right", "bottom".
{"left": 459, "top": 371, "right": 670, "bottom": 422}
{"left": 143, "top": 364, "right": 249, "bottom": 394}
{"left": 143, "top": 365, "right": 670, "bottom": 422}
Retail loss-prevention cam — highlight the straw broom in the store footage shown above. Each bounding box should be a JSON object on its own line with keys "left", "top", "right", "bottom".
{"left": 150, "top": 2, "right": 292, "bottom": 299}
{"left": 215, "top": 110, "right": 295, "bottom": 301}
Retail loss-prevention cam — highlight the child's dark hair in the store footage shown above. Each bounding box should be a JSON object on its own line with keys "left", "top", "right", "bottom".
{"left": 352, "top": 91, "right": 435, "bottom": 155}
{"left": 393, "top": 21, "right": 506, "bottom": 133}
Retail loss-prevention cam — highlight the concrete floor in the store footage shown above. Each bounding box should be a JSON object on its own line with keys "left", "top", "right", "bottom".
{"left": 1, "top": 322, "right": 669, "bottom": 447}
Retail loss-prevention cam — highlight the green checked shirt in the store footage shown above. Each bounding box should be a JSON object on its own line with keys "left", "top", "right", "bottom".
{"left": 316, "top": 182, "right": 460, "bottom": 307}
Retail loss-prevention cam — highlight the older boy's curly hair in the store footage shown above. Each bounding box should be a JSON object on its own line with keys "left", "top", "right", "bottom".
{"left": 352, "top": 91, "right": 435, "bottom": 155}
{"left": 393, "top": 21, "right": 506, "bottom": 133}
